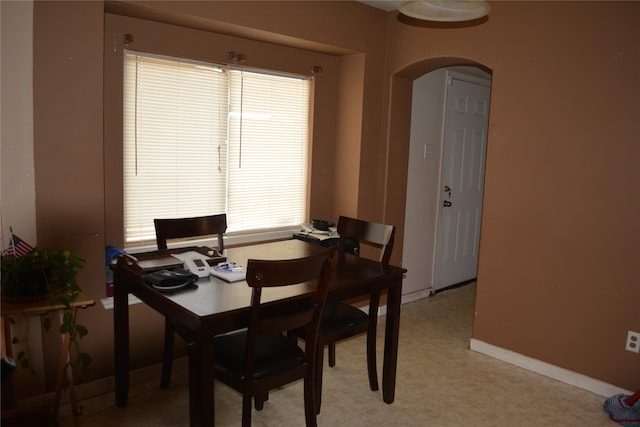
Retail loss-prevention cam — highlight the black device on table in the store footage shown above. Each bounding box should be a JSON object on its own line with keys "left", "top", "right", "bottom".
{"left": 294, "top": 219, "right": 359, "bottom": 255}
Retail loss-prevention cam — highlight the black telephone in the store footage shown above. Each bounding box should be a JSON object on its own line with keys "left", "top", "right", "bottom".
{"left": 312, "top": 219, "right": 334, "bottom": 231}
{"left": 144, "top": 268, "right": 199, "bottom": 292}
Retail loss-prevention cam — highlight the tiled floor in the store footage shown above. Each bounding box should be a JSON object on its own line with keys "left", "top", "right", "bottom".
{"left": 36, "top": 283, "right": 616, "bottom": 426}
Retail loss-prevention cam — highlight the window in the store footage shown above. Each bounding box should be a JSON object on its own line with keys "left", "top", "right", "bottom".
{"left": 123, "top": 52, "right": 310, "bottom": 246}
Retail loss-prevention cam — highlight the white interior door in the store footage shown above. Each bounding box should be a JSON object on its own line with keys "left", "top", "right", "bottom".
{"left": 434, "top": 73, "right": 490, "bottom": 291}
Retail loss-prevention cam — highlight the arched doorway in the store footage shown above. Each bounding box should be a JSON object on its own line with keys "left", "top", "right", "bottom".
{"left": 385, "top": 58, "right": 492, "bottom": 300}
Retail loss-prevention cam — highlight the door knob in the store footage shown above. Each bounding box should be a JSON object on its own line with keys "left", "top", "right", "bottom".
{"left": 443, "top": 200, "right": 452, "bottom": 207}
{"left": 443, "top": 185, "right": 452, "bottom": 199}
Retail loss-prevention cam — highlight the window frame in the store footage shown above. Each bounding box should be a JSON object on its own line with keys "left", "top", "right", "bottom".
{"left": 104, "top": 14, "right": 335, "bottom": 252}
{"left": 122, "top": 51, "right": 311, "bottom": 248}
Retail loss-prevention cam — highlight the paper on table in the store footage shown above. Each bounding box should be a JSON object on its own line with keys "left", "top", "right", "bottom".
{"left": 210, "top": 265, "right": 246, "bottom": 283}
{"left": 295, "top": 224, "right": 338, "bottom": 241}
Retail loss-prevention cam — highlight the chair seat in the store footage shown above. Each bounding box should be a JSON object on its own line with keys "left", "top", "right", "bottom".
{"left": 320, "top": 302, "right": 369, "bottom": 335}
{"left": 296, "top": 302, "right": 368, "bottom": 338}
{"left": 215, "top": 330, "right": 305, "bottom": 380}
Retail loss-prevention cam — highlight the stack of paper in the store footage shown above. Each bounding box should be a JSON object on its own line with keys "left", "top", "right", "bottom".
{"left": 210, "top": 264, "right": 246, "bottom": 282}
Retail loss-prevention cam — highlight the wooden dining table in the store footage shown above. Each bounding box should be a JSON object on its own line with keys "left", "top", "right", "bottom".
{"left": 113, "top": 239, "right": 406, "bottom": 426}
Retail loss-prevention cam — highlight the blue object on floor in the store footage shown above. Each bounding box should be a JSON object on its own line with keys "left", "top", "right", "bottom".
{"left": 604, "top": 392, "right": 640, "bottom": 427}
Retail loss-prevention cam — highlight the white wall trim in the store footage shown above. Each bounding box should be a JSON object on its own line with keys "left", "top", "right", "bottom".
{"left": 469, "top": 338, "right": 632, "bottom": 397}
{"left": 401, "top": 289, "right": 432, "bottom": 306}
{"left": 373, "top": 289, "right": 431, "bottom": 317}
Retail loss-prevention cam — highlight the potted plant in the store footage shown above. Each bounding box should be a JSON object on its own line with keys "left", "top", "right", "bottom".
{"left": 1, "top": 248, "right": 91, "bottom": 378}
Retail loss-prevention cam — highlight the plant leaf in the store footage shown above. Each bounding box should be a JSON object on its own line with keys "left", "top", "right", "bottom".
{"left": 60, "top": 311, "right": 73, "bottom": 333}
{"left": 19, "top": 358, "right": 30, "bottom": 370}
{"left": 79, "top": 352, "right": 92, "bottom": 366}
{"left": 76, "top": 324, "right": 88, "bottom": 337}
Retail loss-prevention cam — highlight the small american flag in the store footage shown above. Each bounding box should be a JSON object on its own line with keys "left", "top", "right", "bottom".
{"left": 7, "top": 232, "right": 34, "bottom": 258}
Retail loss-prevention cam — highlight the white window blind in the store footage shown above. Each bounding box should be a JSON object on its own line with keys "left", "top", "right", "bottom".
{"left": 123, "top": 52, "right": 309, "bottom": 246}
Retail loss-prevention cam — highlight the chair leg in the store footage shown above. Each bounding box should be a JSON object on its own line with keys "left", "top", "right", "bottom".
{"left": 242, "top": 393, "right": 252, "bottom": 427}
{"left": 304, "top": 376, "right": 318, "bottom": 427}
{"left": 367, "top": 293, "right": 380, "bottom": 392}
{"left": 366, "top": 320, "right": 379, "bottom": 391}
{"left": 254, "top": 392, "right": 268, "bottom": 410}
{"left": 160, "top": 318, "right": 175, "bottom": 389}
{"left": 328, "top": 343, "right": 336, "bottom": 367}
{"left": 314, "top": 344, "right": 325, "bottom": 415}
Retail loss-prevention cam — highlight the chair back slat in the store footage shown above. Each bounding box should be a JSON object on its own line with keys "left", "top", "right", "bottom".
{"left": 245, "top": 248, "right": 334, "bottom": 345}
{"left": 337, "top": 216, "right": 395, "bottom": 264}
{"left": 246, "top": 253, "right": 331, "bottom": 288}
{"left": 154, "top": 214, "right": 227, "bottom": 251}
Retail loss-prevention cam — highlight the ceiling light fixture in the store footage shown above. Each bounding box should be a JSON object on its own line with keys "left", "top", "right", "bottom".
{"left": 398, "top": 0, "right": 490, "bottom": 22}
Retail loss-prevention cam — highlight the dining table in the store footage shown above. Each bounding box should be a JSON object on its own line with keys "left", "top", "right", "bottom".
{"left": 113, "top": 238, "right": 406, "bottom": 426}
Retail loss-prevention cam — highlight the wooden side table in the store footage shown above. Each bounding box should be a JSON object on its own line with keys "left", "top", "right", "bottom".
{"left": 1, "top": 293, "right": 94, "bottom": 426}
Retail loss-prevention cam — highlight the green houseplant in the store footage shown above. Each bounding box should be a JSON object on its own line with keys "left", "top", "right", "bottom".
{"left": 1, "top": 248, "right": 91, "bottom": 379}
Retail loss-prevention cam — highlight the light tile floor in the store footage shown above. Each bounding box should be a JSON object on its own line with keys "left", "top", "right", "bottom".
{"left": 54, "top": 283, "right": 614, "bottom": 426}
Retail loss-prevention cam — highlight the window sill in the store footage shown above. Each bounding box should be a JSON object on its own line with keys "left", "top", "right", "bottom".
{"left": 124, "top": 226, "right": 300, "bottom": 254}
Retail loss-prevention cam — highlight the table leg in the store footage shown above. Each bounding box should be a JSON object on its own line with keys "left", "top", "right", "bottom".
{"left": 52, "top": 309, "right": 81, "bottom": 426}
{"left": 188, "top": 328, "right": 215, "bottom": 427}
{"left": 113, "top": 274, "right": 130, "bottom": 407}
{"left": 2, "top": 308, "right": 87, "bottom": 425}
{"left": 382, "top": 275, "right": 402, "bottom": 404}
{"left": 2, "top": 317, "right": 17, "bottom": 410}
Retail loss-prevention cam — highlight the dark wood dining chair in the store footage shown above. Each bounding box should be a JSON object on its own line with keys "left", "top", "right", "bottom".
{"left": 153, "top": 214, "right": 227, "bottom": 388}
{"left": 213, "top": 249, "right": 334, "bottom": 427}
{"left": 292, "top": 215, "right": 395, "bottom": 413}
{"left": 154, "top": 214, "right": 227, "bottom": 252}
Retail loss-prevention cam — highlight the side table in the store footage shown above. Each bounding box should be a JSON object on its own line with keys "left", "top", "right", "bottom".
{"left": 1, "top": 293, "right": 95, "bottom": 426}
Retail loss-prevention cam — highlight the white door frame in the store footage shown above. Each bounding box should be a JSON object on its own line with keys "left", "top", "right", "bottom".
{"left": 432, "top": 69, "right": 491, "bottom": 292}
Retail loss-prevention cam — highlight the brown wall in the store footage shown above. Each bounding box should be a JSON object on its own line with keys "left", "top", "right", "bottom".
{"left": 33, "top": 0, "right": 107, "bottom": 389}
{"left": 33, "top": 0, "right": 390, "bottom": 386}
{"left": 31, "top": 0, "right": 639, "bottom": 392}
{"left": 385, "top": 2, "right": 640, "bottom": 390}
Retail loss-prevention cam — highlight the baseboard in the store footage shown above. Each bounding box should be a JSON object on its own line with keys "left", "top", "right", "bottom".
{"left": 401, "top": 289, "right": 432, "bottom": 305}
{"left": 66, "top": 358, "right": 189, "bottom": 404}
{"left": 469, "top": 338, "right": 632, "bottom": 397}
{"left": 372, "top": 288, "right": 431, "bottom": 317}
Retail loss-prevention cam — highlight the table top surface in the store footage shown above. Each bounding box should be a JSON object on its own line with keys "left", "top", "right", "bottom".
{"left": 115, "top": 239, "right": 405, "bottom": 321}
